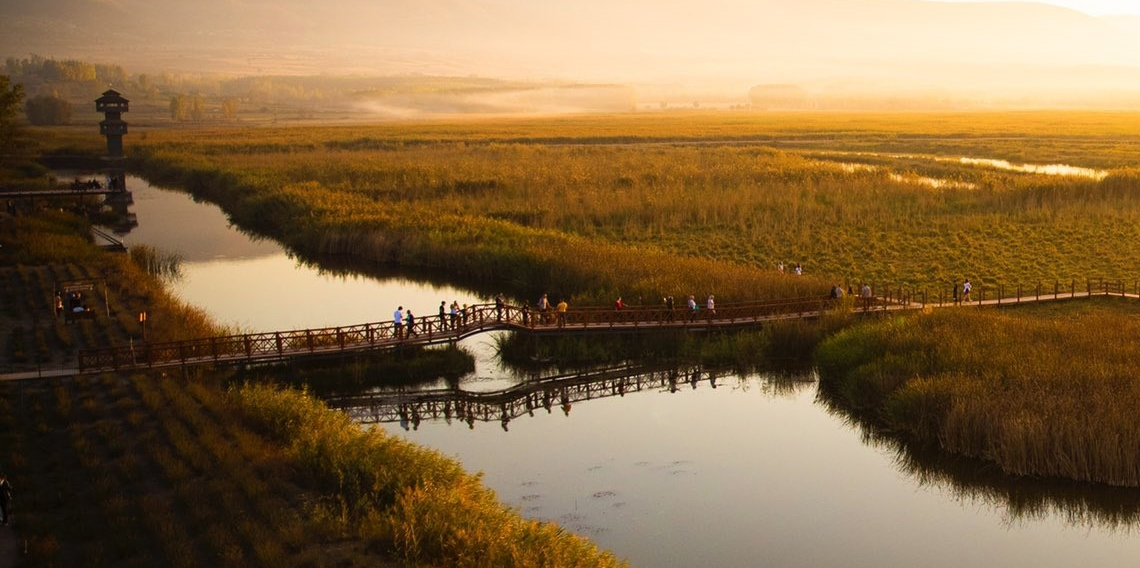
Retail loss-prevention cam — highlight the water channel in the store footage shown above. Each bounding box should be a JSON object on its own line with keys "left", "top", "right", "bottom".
{"left": 93, "top": 173, "right": 1140, "bottom": 567}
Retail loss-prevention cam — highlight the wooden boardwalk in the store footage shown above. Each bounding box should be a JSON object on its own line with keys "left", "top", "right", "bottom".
{"left": 76, "top": 296, "right": 844, "bottom": 373}
{"left": 58, "top": 278, "right": 1140, "bottom": 375}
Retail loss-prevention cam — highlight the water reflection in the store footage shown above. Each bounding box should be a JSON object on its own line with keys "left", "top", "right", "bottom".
{"left": 823, "top": 152, "right": 1110, "bottom": 186}
{"left": 79, "top": 173, "right": 486, "bottom": 333}
{"left": 838, "top": 162, "right": 978, "bottom": 190}
{"left": 895, "top": 442, "right": 1140, "bottom": 531}
{"left": 392, "top": 368, "right": 1140, "bottom": 568}
{"left": 816, "top": 384, "right": 1140, "bottom": 532}
{"left": 327, "top": 363, "right": 782, "bottom": 432}
{"left": 958, "top": 157, "right": 1109, "bottom": 180}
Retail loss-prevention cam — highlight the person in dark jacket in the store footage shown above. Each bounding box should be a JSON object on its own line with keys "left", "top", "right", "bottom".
{"left": 0, "top": 471, "right": 12, "bottom": 526}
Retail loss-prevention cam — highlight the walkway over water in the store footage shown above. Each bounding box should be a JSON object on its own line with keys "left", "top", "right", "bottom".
{"left": 72, "top": 278, "right": 1140, "bottom": 374}
{"left": 77, "top": 296, "right": 845, "bottom": 372}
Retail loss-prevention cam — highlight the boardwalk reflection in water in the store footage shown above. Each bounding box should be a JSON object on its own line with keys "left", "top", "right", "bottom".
{"left": 326, "top": 364, "right": 736, "bottom": 431}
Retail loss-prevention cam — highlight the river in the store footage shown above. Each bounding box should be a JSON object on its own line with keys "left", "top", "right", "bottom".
{"left": 98, "top": 173, "right": 1140, "bottom": 568}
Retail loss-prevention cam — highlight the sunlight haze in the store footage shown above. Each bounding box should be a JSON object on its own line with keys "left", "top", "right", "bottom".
{"left": 5, "top": 0, "right": 1140, "bottom": 110}
{"left": 930, "top": 0, "right": 1140, "bottom": 16}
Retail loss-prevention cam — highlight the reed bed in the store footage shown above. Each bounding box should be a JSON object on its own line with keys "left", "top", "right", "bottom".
{"left": 123, "top": 111, "right": 1140, "bottom": 303}
{"left": 232, "top": 383, "right": 627, "bottom": 568}
{"left": 816, "top": 298, "right": 1140, "bottom": 487}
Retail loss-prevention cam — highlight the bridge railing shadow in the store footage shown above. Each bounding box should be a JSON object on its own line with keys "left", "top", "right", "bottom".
{"left": 324, "top": 363, "right": 760, "bottom": 431}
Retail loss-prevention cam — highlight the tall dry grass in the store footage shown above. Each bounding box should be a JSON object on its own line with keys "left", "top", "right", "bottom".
{"left": 122, "top": 111, "right": 1140, "bottom": 303}
{"left": 816, "top": 299, "right": 1140, "bottom": 486}
{"left": 233, "top": 383, "right": 628, "bottom": 568}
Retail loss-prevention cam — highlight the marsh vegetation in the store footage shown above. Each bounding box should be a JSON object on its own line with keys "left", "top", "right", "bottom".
{"left": 111, "top": 110, "right": 1140, "bottom": 488}
{"left": 10, "top": 110, "right": 1140, "bottom": 566}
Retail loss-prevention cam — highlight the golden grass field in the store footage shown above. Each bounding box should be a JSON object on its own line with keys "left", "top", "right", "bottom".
{"left": 8, "top": 110, "right": 1140, "bottom": 568}
{"left": 114, "top": 111, "right": 1140, "bottom": 305}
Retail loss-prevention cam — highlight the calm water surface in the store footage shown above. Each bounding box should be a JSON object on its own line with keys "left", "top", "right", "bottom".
{"left": 105, "top": 173, "right": 1140, "bottom": 567}
{"left": 100, "top": 174, "right": 485, "bottom": 333}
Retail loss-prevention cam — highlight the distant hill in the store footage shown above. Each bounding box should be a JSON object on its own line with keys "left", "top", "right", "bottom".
{"left": 4, "top": 0, "right": 1140, "bottom": 107}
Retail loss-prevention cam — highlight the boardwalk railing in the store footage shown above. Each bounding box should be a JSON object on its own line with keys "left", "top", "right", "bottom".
{"left": 79, "top": 295, "right": 863, "bottom": 373}
{"left": 881, "top": 278, "right": 1136, "bottom": 307}
{"left": 77, "top": 279, "right": 1136, "bottom": 374}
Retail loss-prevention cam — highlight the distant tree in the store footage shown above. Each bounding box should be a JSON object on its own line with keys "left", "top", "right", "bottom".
{"left": 169, "top": 94, "right": 188, "bottom": 121}
{"left": 221, "top": 97, "right": 239, "bottom": 120}
{"left": 25, "top": 94, "right": 72, "bottom": 125}
{"left": 0, "top": 75, "right": 25, "bottom": 168}
{"left": 189, "top": 94, "right": 204, "bottom": 122}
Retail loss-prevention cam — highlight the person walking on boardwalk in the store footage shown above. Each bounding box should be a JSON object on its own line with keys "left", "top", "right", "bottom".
{"left": 962, "top": 279, "right": 972, "bottom": 303}
{"left": 706, "top": 295, "right": 716, "bottom": 316}
{"left": 439, "top": 301, "right": 448, "bottom": 331}
{"left": 450, "top": 300, "right": 460, "bottom": 329}
{"left": 393, "top": 306, "right": 405, "bottom": 339}
{"left": 495, "top": 293, "right": 506, "bottom": 322}
{"left": 860, "top": 283, "right": 872, "bottom": 310}
{"left": 0, "top": 471, "right": 10, "bottom": 526}
{"left": 405, "top": 310, "right": 417, "bottom": 337}
{"left": 665, "top": 295, "right": 675, "bottom": 321}
{"left": 538, "top": 293, "right": 551, "bottom": 324}
{"left": 687, "top": 295, "right": 698, "bottom": 322}
{"left": 522, "top": 302, "right": 531, "bottom": 327}
{"left": 556, "top": 298, "right": 569, "bottom": 328}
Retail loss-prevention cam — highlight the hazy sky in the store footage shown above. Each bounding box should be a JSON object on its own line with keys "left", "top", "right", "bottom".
{"left": 933, "top": 0, "right": 1140, "bottom": 15}
{"left": 6, "top": 0, "right": 1140, "bottom": 107}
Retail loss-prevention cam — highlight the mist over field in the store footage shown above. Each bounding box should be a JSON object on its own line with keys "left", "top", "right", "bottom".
{"left": 5, "top": 0, "right": 1140, "bottom": 110}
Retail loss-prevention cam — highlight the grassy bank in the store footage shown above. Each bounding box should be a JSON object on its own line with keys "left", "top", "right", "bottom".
{"left": 233, "top": 383, "right": 625, "bottom": 568}
{"left": 0, "top": 208, "right": 225, "bottom": 372}
{"left": 815, "top": 297, "right": 1140, "bottom": 487}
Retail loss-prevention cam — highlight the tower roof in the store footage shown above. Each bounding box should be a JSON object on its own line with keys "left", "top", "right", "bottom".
{"left": 96, "top": 89, "right": 129, "bottom": 105}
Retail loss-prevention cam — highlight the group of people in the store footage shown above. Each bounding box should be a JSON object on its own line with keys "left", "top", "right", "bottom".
{"left": 55, "top": 291, "right": 92, "bottom": 320}
{"left": 677, "top": 294, "right": 715, "bottom": 321}
{"left": 954, "top": 278, "right": 972, "bottom": 303}
{"left": 777, "top": 262, "right": 804, "bottom": 276}
{"left": 391, "top": 299, "right": 471, "bottom": 339}
{"left": 527, "top": 293, "right": 568, "bottom": 327}
{"left": 391, "top": 293, "right": 523, "bottom": 339}
{"left": 826, "top": 278, "right": 974, "bottom": 308}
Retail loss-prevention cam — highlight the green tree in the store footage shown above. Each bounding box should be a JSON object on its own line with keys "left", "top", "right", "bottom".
{"left": 0, "top": 75, "right": 25, "bottom": 169}
{"left": 25, "top": 94, "right": 72, "bottom": 125}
